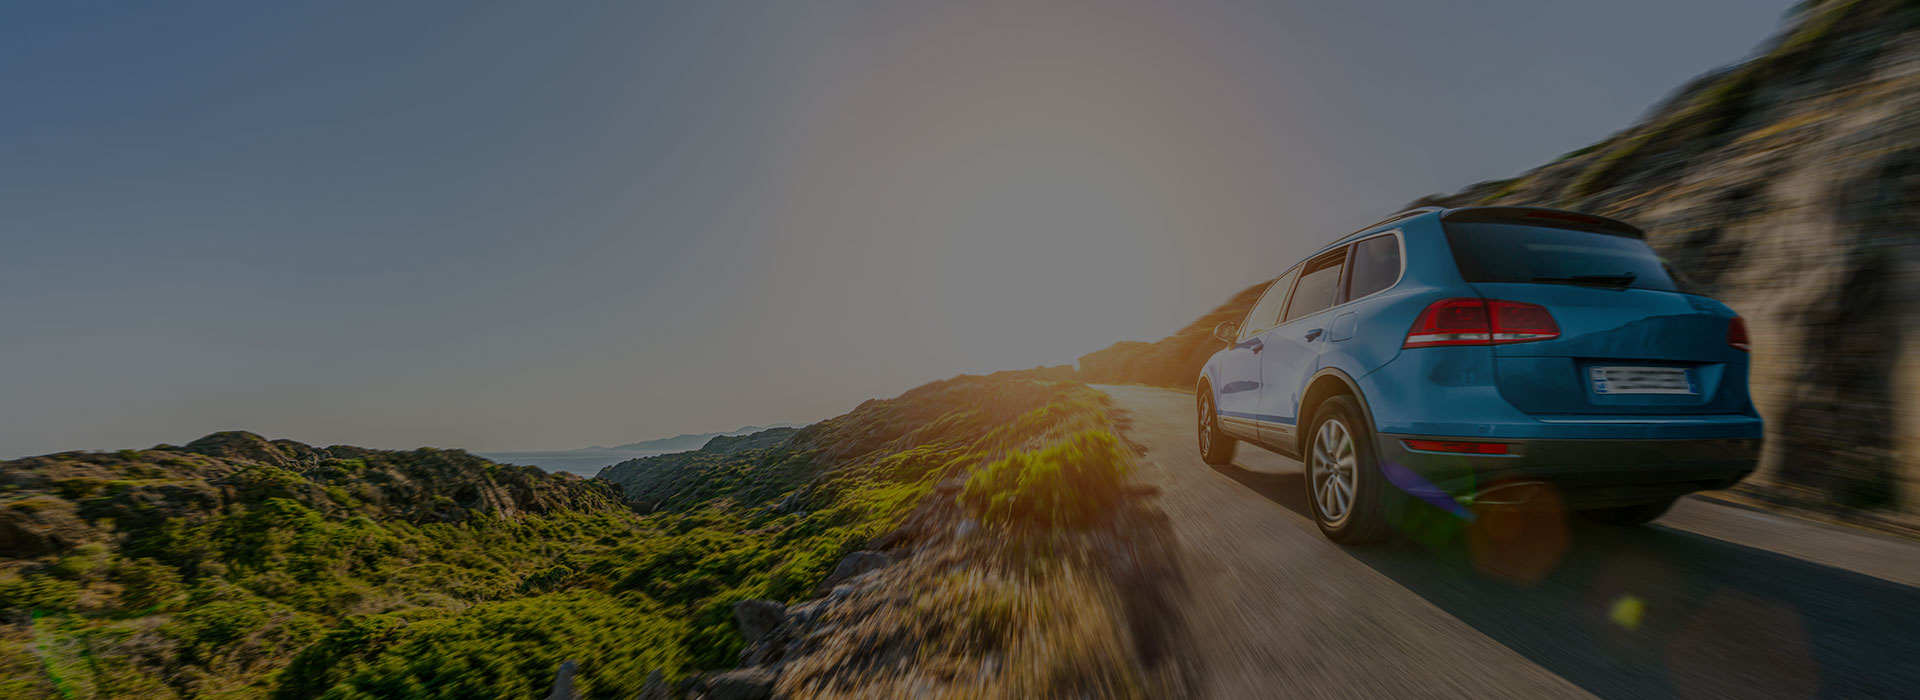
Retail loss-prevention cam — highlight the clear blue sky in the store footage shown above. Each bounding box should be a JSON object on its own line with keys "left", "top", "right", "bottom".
{"left": 0, "top": 1, "right": 1790, "bottom": 457}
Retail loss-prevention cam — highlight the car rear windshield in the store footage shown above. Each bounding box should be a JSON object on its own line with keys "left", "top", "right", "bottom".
{"left": 1443, "top": 222, "right": 1690, "bottom": 292}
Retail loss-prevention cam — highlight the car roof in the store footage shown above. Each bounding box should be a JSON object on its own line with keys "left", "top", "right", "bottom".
{"left": 1314, "top": 205, "right": 1642, "bottom": 257}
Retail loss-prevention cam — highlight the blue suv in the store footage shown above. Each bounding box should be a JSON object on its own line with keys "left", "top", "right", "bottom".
{"left": 1195, "top": 206, "right": 1762, "bottom": 544}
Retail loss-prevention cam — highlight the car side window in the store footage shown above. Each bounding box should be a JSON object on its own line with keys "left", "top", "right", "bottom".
{"left": 1283, "top": 248, "right": 1347, "bottom": 323}
{"left": 1240, "top": 267, "right": 1299, "bottom": 341}
{"left": 1345, "top": 233, "right": 1401, "bottom": 300}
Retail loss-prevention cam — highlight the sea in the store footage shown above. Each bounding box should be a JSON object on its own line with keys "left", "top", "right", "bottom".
{"left": 476, "top": 448, "right": 672, "bottom": 477}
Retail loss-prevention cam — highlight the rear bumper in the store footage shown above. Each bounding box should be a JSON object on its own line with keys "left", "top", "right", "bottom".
{"left": 1376, "top": 433, "right": 1761, "bottom": 509}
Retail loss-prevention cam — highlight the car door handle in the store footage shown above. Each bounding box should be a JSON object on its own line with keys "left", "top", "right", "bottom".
{"left": 1304, "top": 328, "right": 1324, "bottom": 342}
{"left": 1249, "top": 338, "right": 1264, "bottom": 354}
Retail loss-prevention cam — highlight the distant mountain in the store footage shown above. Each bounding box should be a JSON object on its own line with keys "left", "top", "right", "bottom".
{"left": 598, "top": 424, "right": 803, "bottom": 452}
{"left": 478, "top": 423, "right": 806, "bottom": 476}
{"left": 595, "top": 426, "right": 805, "bottom": 498}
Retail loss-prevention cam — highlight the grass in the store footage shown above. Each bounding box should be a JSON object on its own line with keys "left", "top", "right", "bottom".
{"left": 959, "top": 430, "right": 1129, "bottom": 531}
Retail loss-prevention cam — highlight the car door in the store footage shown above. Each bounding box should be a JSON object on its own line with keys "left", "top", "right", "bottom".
{"left": 1258, "top": 247, "right": 1348, "bottom": 448}
{"left": 1215, "top": 267, "right": 1298, "bottom": 440}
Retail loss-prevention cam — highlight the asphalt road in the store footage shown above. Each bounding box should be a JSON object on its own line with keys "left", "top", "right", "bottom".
{"left": 1095, "top": 385, "right": 1920, "bottom": 700}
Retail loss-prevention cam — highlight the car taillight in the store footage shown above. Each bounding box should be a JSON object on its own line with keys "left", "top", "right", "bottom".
{"left": 1404, "top": 298, "right": 1559, "bottom": 348}
{"left": 1728, "top": 316, "right": 1750, "bottom": 352}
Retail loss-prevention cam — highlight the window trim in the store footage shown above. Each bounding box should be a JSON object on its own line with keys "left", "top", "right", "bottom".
{"left": 1282, "top": 246, "right": 1350, "bottom": 324}
{"left": 1279, "top": 229, "right": 1407, "bottom": 327}
{"left": 1338, "top": 230, "right": 1407, "bottom": 306}
{"left": 1239, "top": 228, "right": 1408, "bottom": 341}
{"left": 1238, "top": 264, "right": 1301, "bottom": 342}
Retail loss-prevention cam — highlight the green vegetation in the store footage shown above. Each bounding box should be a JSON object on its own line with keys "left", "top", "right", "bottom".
{"left": 0, "top": 367, "right": 1095, "bottom": 698}
{"left": 758, "top": 375, "right": 1172, "bottom": 699}
{"left": 960, "top": 430, "right": 1129, "bottom": 530}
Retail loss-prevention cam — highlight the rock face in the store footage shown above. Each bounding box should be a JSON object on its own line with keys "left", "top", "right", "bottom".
{"left": 733, "top": 600, "right": 789, "bottom": 646}
{"left": 543, "top": 660, "right": 578, "bottom": 700}
{"left": 702, "top": 668, "right": 776, "bottom": 700}
{"left": 1082, "top": 0, "right": 1920, "bottom": 511}
{"left": 636, "top": 670, "right": 671, "bottom": 700}
{"left": 818, "top": 551, "right": 889, "bottom": 592}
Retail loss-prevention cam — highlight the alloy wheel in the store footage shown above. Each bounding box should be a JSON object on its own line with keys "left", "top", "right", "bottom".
{"left": 1310, "top": 418, "right": 1358, "bottom": 526}
{"left": 1198, "top": 396, "right": 1214, "bottom": 454}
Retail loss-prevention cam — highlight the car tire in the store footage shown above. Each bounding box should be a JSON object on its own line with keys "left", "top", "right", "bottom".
{"left": 1578, "top": 498, "right": 1675, "bottom": 526}
{"left": 1197, "top": 387, "right": 1237, "bottom": 466}
{"left": 1305, "top": 395, "right": 1393, "bottom": 545}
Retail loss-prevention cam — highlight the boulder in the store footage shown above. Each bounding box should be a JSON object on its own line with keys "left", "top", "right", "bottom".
{"left": 818, "top": 551, "right": 889, "bottom": 590}
{"left": 636, "top": 669, "right": 671, "bottom": 700}
{"left": 733, "top": 599, "right": 787, "bottom": 644}
{"left": 543, "top": 660, "right": 577, "bottom": 700}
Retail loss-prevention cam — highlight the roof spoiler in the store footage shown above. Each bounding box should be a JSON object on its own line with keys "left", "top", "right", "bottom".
{"left": 1440, "top": 206, "right": 1644, "bottom": 238}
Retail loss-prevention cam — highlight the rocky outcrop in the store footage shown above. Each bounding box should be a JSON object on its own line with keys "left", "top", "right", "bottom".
{"left": 699, "top": 553, "right": 906, "bottom": 696}
{"left": 179, "top": 430, "right": 289, "bottom": 464}
{"left": 0, "top": 431, "right": 633, "bottom": 562}
{"left": 1082, "top": 0, "right": 1920, "bottom": 511}
{"left": 543, "top": 660, "right": 578, "bottom": 700}
{"left": 732, "top": 600, "right": 788, "bottom": 647}
{"left": 817, "top": 551, "right": 889, "bottom": 592}
{"left": 636, "top": 669, "right": 672, "bottom": 700}
{"left": 697, "top": 668, "right": 777, "bottom": 700}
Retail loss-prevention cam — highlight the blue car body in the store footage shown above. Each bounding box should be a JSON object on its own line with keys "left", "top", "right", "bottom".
{"left": 1198, "top": 206, "right": 1762, "bottom": 518}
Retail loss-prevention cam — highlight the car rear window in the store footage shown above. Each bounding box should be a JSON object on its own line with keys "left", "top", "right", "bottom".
{"left": 1443, "top": 222, "right": 1690, "bottom": 293}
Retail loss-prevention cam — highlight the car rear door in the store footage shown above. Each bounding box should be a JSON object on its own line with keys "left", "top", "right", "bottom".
{"left": 1259, "top": 247, "right": 1347, "bottom": 445}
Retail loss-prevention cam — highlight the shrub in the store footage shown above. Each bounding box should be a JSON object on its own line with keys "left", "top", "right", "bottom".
{"left": 114, "top": 558, "right": 185, "bottom": 611}
{"left": 319, "top": 592, "right": 686, "bottom": 700}
{"left": 959, "top": 431, "right": 1130, "bottom": 530}
{"left": 0, "top": 574, "right": 82, "bottom": 612}
{"left": 52, "top": 542, "right": 113, "bottom": 582}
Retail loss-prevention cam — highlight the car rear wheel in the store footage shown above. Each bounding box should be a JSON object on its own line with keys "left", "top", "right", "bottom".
{"left": 1197, "top": 388, "right": 1236, "bottom": 466}
{"left": 1579, "top": 498, "right": 1675, "bottom": 526}
{"left": 1306, "top": 395, "right": 1393, "bottom": 544}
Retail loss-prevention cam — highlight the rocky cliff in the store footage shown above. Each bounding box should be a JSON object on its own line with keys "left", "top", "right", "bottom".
{"left": 1081, "top": 0, "right": 1920, "bottom": 511}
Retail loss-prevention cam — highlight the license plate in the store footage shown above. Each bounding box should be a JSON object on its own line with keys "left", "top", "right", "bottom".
{"left": 1589, "top": 366, "right": 1696, "bottom": 395}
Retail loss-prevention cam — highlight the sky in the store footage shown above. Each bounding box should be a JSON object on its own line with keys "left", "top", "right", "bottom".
{"left": 0, "top": 1, "right": 1790, "bottom": 457}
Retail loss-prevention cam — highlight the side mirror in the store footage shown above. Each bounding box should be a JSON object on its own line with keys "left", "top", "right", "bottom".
{"left": 1212, "top": 321, "right": 1238, "bottom": 344}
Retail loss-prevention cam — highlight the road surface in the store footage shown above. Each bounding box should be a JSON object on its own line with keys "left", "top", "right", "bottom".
{"left": 1096, "top": 385, "right": 1920, "bottom": 700}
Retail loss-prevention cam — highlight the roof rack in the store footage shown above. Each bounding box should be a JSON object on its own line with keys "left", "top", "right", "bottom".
{"left": 1327, "top": 206, "right": 1445, "bottom": 245}
{"left": 1377, "top": 205, "right": 1446, "bottom": 224}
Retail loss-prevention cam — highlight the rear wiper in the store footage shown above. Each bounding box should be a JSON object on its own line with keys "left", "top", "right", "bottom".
{"left": 1529, "top": 273, "right": 1637, "bottom": 289}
